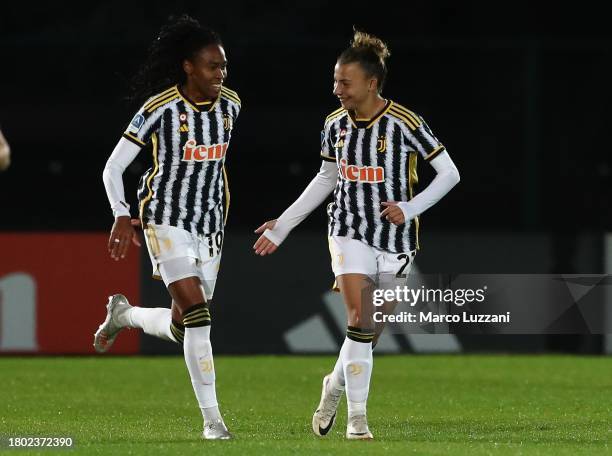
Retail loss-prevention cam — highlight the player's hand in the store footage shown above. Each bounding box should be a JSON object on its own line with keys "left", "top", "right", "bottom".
{"left": 108, "top": 216, "right": 142, "bottom": 261}
{"left": 381, "top": 201, "right": 406, "bottom": 226}
{"left": 253, "top": 220, "right": 279, "bottom": 256}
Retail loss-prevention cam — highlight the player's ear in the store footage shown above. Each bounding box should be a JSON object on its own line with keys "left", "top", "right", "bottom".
{"left": 368, "top": 78, "right": 377, "bottom": 92}
{"left": 183, "top": 59, "right": 194, "bottom": 76}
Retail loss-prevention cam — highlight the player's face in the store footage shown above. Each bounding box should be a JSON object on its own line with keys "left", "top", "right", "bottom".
{"left": 184, "top": 44, "right": 228, "bottom": 100}
{"left": 333, "top": 62, "right": 377, "bottom": 110}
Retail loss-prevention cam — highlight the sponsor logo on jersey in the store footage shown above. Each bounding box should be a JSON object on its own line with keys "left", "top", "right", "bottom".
{"left": 182, "top": 139, "right": 228, "bottom": 162}
{"left": 339, "top": 158, "right": 385, "bottom": 183}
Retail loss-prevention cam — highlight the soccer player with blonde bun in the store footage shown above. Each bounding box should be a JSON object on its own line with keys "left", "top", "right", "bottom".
{"left": 254, "top": 30, "right": 460, "bottom": 439}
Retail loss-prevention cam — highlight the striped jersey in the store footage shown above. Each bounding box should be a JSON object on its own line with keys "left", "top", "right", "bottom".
{"left": 122, "top": 84, "right": 241, "bottom": 235}
{"left": 321, "top": 100, "right": 446, "bottom": 253}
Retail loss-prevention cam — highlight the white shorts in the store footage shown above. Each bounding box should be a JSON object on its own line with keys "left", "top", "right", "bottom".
{"left": 328, "top": 236, "right": 416, "bottom": 288}
{"left": 144, "top": 223, "right": 223, "bottom": 300}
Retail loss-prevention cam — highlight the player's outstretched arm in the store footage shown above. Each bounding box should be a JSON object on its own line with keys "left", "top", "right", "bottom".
{"left": 103, "top": 138, "right": 142, "bottom": 260}
{"left": 253, "top": 161, "right": 338, "bottom": 256}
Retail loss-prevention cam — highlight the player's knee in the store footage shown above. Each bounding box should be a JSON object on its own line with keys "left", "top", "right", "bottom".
{"left": 168, "top": 275, "right": 206, "bottom": 309}
{"left": 182, "top": 303, "right": 211, "bottom": 328}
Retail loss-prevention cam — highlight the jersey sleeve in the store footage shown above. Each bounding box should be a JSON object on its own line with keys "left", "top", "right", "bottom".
{"left": 320, "top": 123, "right": 335, "bottom": 162}
{"left": 122, "top": 101, "right": 162, "bottom": 148}
{"left": 406, "top": 115, "right": 446, "bottom": 162}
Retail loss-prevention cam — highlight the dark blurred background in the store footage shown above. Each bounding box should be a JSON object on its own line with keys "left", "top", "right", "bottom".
{"left": 1, "top": 1, "right": 611, "bottom": 354}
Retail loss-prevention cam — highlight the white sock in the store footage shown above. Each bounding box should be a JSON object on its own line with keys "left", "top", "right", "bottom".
{"left": 330, "top": 346, "right": 346, "bottom": 390}
{"left": 128, "top": 307, "right": 176, "bottom": 343}
{"left": 183, "top": 324, "right": 221, "bottom": 423}
{"left": 342, "top": 336, "right": 373, "bottom": 418}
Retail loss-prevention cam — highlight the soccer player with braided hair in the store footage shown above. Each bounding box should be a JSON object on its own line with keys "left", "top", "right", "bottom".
{"left": 254, "top": 30, "right": 460, "bottom": 439}
{"left": 94, "top": 14, "right": 241, "bottom": 440}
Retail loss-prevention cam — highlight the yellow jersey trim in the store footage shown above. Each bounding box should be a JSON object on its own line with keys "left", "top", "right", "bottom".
{"left": 391, "top": 103, "right": 422, "bottom": 128}
{"left": 222, "top": 166, "right": 230, "bottom": 225}
{"left": 325, "top": 106, "right": 345, "bottom": 122}
{"left": 139, "top": 133, "right": 159, "bottom": 223}
{"left": 146, "top": 94, "right": 179, "bottom": 113}
{"left": 221, "top": 86, "right": 240, "bottom": 99}
{"left": 365, "top": 100, "right": 394, "bottom": 129}
{"left": 424, "top": 145, "right": 446, "bottom": 161}
{"left": 143, "top": 86, "right": 177, "bottom": 111}
{"left": 388, "top": 107, "right": 418, "bottom": 130}
{"left": 325, "top": 109, "right": 347, "bottom": 126}
{"left": 220, "top": 87, "right": 241, "bottom": 105}
{"left": 124, "top": 132, "right": 145, "bottom": 146}
{"left": 408, "top": 152, "right": 420, "bottom": 250}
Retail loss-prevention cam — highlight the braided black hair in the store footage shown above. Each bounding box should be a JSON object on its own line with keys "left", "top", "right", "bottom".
{"left": 129, "top": 15, "right": 222, "bottom": 104}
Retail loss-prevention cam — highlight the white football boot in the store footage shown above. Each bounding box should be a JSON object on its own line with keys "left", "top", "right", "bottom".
{"left": 346, "top": 414, "right": 373, "bottom": 440}
{"left": 93, "top": 294, "right": 132, "bottom": 353}
{"left": 202, "top": 419, "right": 232, "bottom": 440}
{"left": 312, "top": 374, "right": 344, "bottom": 436}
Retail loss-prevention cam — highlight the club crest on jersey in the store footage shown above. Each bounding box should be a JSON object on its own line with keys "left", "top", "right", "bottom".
{"left": 182, "top": 139, "right": 228, "bottom": 162}
{"left": 339, "top": 159, "right": 385, "bottom": 183}
{"left": 377, "top": 136, "right": 387, "bottom": 153}
{"left": 178, "top": 113, "right": 189, "bottom": 133}
{"left": 223, "top": 114, "right": 233, "bottom": 131}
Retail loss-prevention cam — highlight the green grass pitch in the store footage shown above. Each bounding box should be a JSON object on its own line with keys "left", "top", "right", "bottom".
{"left": 1, "top": 355, "right": 610, "bottom": 455}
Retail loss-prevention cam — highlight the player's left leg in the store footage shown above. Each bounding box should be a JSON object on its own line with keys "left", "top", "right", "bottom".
{"left": 313, "top": 236, "right": 376, "bottom": 439}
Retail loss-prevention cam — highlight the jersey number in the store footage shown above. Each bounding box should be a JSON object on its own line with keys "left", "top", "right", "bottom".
{"left": 396, "top": 254, "right": 410, "bottom": 278}
{"left": 207, "top": 232, "right": 224, "bottom": 257}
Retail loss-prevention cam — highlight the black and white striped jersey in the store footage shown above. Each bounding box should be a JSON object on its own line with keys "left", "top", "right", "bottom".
{"left": 122, "top": 84, "right": 241, "bottom": 235}
{"left": 321, "top": 100, "right": 446, "bottom": 253}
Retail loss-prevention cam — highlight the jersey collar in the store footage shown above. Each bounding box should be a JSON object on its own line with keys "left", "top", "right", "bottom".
{"left": 348, "top": 100, "right": 393, "bottom": 129}
{"left": 176, "top": 85, "right": 219, "bottom": 113}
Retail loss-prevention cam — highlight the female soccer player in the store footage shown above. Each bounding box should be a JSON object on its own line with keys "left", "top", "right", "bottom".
{"left": 94, "top": 15, "right": 241, "bottom": 440}
{"left": 254, "top": 30, "right": 460, "bottom": 439}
